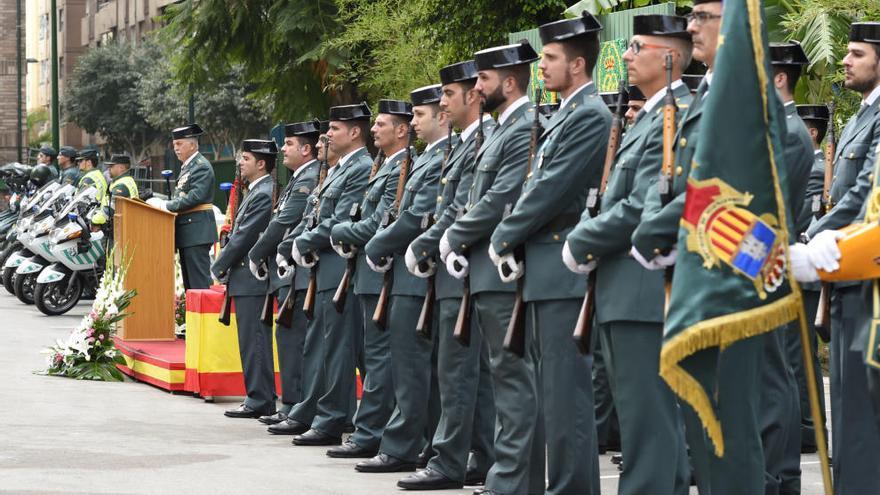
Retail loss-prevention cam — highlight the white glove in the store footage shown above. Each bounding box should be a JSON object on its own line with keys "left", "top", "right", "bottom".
{"left": 439, "top": 231, "right": 453, "bottom": 263}
{"left": 292, "top": 240, "right": 317, "bottom": 268}
{"left": 367, "top": 255, "right": 392, "bottom": 273}
{"left": 249, "top": 259, "right": 267, "bottom": 280}
{"left": 446, "top": 252, "right": 469, "bottom": 279}
{"left": 276, "top": 253, "right": 291, "bottom": 278}
{"left": 488, "top": 243, "right": 503, "bottom": 266}
{"left": 406, "top": 244, "right": 435, "bottom": 278}
{"left": 806, "top": 229, "right": 843, "bottom": 273}
{"left": 630, "top": 245, "right": 676, "bottom": 270}
{"left": 330, "top": 236, "right": 357, "bottom": 259}
{"left": 146, "top": 197, "right": 168, "bottom": 211}
{"left": 497, "top": 254, "right": 523, "bottom": 283}
{"left": 562, "top": 241, "right": 596, "bottom": 275}
{"left": 789, "top": 243, "right": 819, "bottom": 283}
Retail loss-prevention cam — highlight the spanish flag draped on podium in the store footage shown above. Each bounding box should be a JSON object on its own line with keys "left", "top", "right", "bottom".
{"left": 659, "top": 0, "right": 799, "bottom": 458}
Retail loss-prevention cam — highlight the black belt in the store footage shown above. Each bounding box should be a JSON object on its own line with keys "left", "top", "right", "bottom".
{"left": 536, "top": 212, "right": 580, "bottom": 235}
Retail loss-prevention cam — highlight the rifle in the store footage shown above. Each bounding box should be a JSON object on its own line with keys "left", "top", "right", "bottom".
{"left": 416, "top": 122, "right": 454, "bottom": 339}
{"left": 277, "top": 136, "right": 330, "bottom": 326}
{"left": 219, "top": 157, "right": 245, "bottom": 326}
{"left": 259, "top": 163, "right": 280, "bottom": 326}
{"left": 502, "top": 88, "right": 543, "bottom": 357}
{"left": 814, "top": 103, "right": 836, "bottom": 336}
{"left": 373, "top": 130, "right": 415, "bottom": 329}
{"left": 573, "top": 81, "right": 627, "bottom": 354}
{"left": 659, "top": 53, "right": 678, "bottom": 316}
{"left": 453, "top": 103, "right": 485, "bottom": 346}
{"left": 333, "top": 151, "right": 384, "bottom": 313}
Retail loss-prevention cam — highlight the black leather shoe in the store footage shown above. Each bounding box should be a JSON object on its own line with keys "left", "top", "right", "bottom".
{"left": 259, "top": 411, "right": 288, "bottom": 425}
{"left": 268, "top": 418, "right": 309, "bottom": 435}
{"left": 355, "top": 453, "right": 417, "bottom": 473}
{"left": 464, "top": 467, "right": 486, "bottom": 486}
{"left": 327, "top": 439, "right": 377, "bottom": 458}
{"left": 473, "top": 489, "right": 501, "bottom": 495}
{"left": 397, "top": 467, "right": 463, "bottom": 490}
{"left": 801, "top": 444, "right": 818, "bottom": 454}
{"left": 292, "top": 428, "right": 341, "bottom": 446}
{"left": 224, "top": 404, "right": 265, "bottom": 418}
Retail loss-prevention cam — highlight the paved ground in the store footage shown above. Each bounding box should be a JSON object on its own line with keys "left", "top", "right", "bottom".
{"left": 0, "top": 291, "right": 831, "bottom": 494}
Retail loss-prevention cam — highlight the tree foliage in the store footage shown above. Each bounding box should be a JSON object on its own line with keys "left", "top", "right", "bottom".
{"left": 63, "top": 42, "right": 163, "bottom": 160}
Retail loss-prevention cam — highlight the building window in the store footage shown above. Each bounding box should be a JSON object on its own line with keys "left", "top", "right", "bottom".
{"left": 39, "top": 13, "right": 48, "bottom": 40}
{"left": 97, "top": 0, "right": 112, "bottom": 10}
{"left": 59, "top": 57, "right": 64, "bottom": 79}
{"left": 58, "top": 8, "right": 64, "bottom": 31}
{"left": 40, "top": 60, "right": 50, "bottom": 85}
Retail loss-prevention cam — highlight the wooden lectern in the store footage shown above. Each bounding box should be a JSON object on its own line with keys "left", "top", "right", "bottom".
{"left": 114, "top": 198, "right": 177, "bottom": 341}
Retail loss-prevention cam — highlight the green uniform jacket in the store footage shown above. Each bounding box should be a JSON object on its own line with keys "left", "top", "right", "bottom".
{"left": 59, "top": 167, "right": 80, "bottom": 187}
{"left": 295, "top": 147, "right": 372, "bottom": 292}
{"left": 331, "top": 149, "right": 411, "bottom": 296}
{"left": 445, "top": 102, "right": 534, "bottom": 295}
{"left": 568, "top": 83, "right": 691, "bottom": 323}
{"left": 249, "top": 160, "right": 320, "bottom": 293}
{"left": 410, "top": 118, "right": 497, "bottom": 300}
{"left": 782, "top": 101, "right": 816, "bottom": 237}
{"left": 211, "top": 177, "right": 274, "bottom": 296}
{"left": 109, "top": 172, "right": 139, "bottom": 199}
{"left": 166, "top": 152, "right": 218, "bottom": 248}
{"left": 491, "top": 83, "right": 611, "bottom": 302}
{"left": 800, "top": 151, "right": 825, "bottom": 293}
{"left": 78, "top": 168, "right": 108, "bottom": 204}
{"left": 366, "top": 137, "right": 451, "bottom": 297}
{"left": 807, "top": 96, "right": 880, "bottom": 236}
{"left": 631, "top": 81, "right": 707, "bottom": 261}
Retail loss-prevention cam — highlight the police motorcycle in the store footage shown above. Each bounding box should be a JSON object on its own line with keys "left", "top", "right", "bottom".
{"left": 0, "top": 163, "right": 33, "bottom": 251}
{"left": 1, "top": 168, "right": 60, "bottom": 294}
{"left": 33, "top": 186, "right": 106, "bottom": 316}
{"left": 10, "top": 182, "right": 76, "bottom": 304}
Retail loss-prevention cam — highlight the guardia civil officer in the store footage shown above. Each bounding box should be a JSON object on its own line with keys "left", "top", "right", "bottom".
{"left": 58, "top": 147, "right": 80, "bottom": 186}
{"left": 212, "top": 139, "right": 278, "bottom": 419}
{"left": 248, "top": 121, "right": 321, "bottom": 425}
{"left": 75, "top": 148, "right": 108, "bottom": 204}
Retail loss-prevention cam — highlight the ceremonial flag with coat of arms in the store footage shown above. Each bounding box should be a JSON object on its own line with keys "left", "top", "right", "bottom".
{"left": 660, "top": 0, "right": 802, "bottom": 457}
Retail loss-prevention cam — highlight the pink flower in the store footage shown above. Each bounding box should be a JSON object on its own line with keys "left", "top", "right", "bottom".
{"left": 89, "top": 310, "right": 97, "bottom": 319}
{"left": 98, "top": 335, "right": 105, "bottom": 341}
{"left": 87, "top": 328, "right": 95, "bottom": 337}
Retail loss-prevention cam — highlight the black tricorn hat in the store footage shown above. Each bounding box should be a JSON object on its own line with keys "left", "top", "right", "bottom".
{"left": 329, "top": 102, "right": 372, "bottom": 122}
{"left": 319, "top": 120, "right": 330, "bottom": 134}
{"left": 378, "top": 99, "right": 414, "bottom": 117}
{"left": 850, "top": 22, "right": 880, "bottom": 43}
{"left": 411, "top": 84, "right": 443, "bottom": 106}
{"left": 600, "top": 91, "right": 630, "bottom": 111}
{"left": 171, "top": 123, "right": 204, "bottom": 140}
{"left": 440, "top": 60, "right": 479, "bottom": 85}
{"left": 797, "top": 104, "right": 830, "bottom": 122}
{"left": 683, "top": 74, "right": 705, "bottom": 93}
{"left": 285, "top": 120, "right": 321, "bottom": 138}
{"left": 538, "top": 12, "right": 602, "bottom": 44}
{"left": 75, "top": 148, "right": 99, "bottom": 161}
{"left": 474, "top": 41, "right": 540, "bottom": 71}
{"left": 242, "top": 139, "right": 279, "bottom": 155}
{"left": 769, "top": 40, "right": 810, "bottom": 66}
{"left": 633, "top": 15, "right": 691, "bottom": 39}
{"left": 627, "top": 85, "right": 646, "bottom": 101}
{"left": 105, "top": 154, "right": 132, "bottom": 166}
{"left": 537, "top": 102, "right": 561, "bottom": 117}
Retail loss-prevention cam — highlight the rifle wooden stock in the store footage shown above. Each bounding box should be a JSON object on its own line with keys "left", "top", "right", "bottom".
{"left": 815, "top": 283, "right": 831, "bottom": 339}
{"left": 573, "top": 82, "right": 628, "bottom": 354}
{"left": 218, "top": 288, "right": 233, "bottom": 326}
{"left": 260, "top": 292, "right": 274, "bottom": 326}
{"left": 333, "top": 258, "right": 354, "bottom": 312}
{"left": 276, "top": 288, "right": 295, "bottom": 327}
{"left": 416, "top": 214, "right": 437, "bottom": 339}
{"left": 814, "top": 104, "right": 835, "bottom": 334}
{"left": 660, "top": 55, "right": 677, "bottom": 317}
{"left": 303, "top": 271, "right": 317, "bottom": 320}
{"left": 453, "top": 283, "right": 471, "bottom": 346}
{"left": 373, "top": 271, "right": 391, "bottom": 329}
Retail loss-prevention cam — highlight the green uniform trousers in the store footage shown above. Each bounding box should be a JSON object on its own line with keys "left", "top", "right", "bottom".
{"left": 473, "top": 292, "right": 545, "bottom": 495}
{"left": 599, "top": 321, "right": 690, "bottom": 495}
{"left": 427, "top": 298, "right": 496, "bottom": 482}
{"left": 592, "top": 330, "right": 620, "bottom": 452}
{"left": 311, "top": 288, "right": 360, "bottom": 437}
{"left": 530, "top": 299, "right": 600, "bottom": 495}
{"left": 349, "top": 294, "right": 395, "bottom": 451}
{"left": 179, "top": 244, "right": 213, "bottom": 290}
{"left": 379, "top": 295, "right": 440, "bottom": 461}
{"left": 287, "top": 292, "right": 326, "bottom": 425}
{"left": 829, "top": 286, "right": 880, "bottom": 494}
{"left": 759, "top": 326, "right": 800, "bottom": 495}
{"left": 275, "top": 286, "right": 305, "bottom": 414}
{"left": 679, "top": 335, "right": 766, "bottom": 495}
{"left": 785, "top": 288, "right": 826, "bottom": 451}
{"left": 234, "top": 295, "right": 276, "bottom": 413}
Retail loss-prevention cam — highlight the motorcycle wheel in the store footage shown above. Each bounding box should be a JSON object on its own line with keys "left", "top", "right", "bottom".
{"left": 34, "top": 277, "right": 83, "bottom": 316}
{"left": 13, "top": 272, "right": 37, "bottom": 304}
{"left": 2, "top": 267, "right": 15, "bottom": 295}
